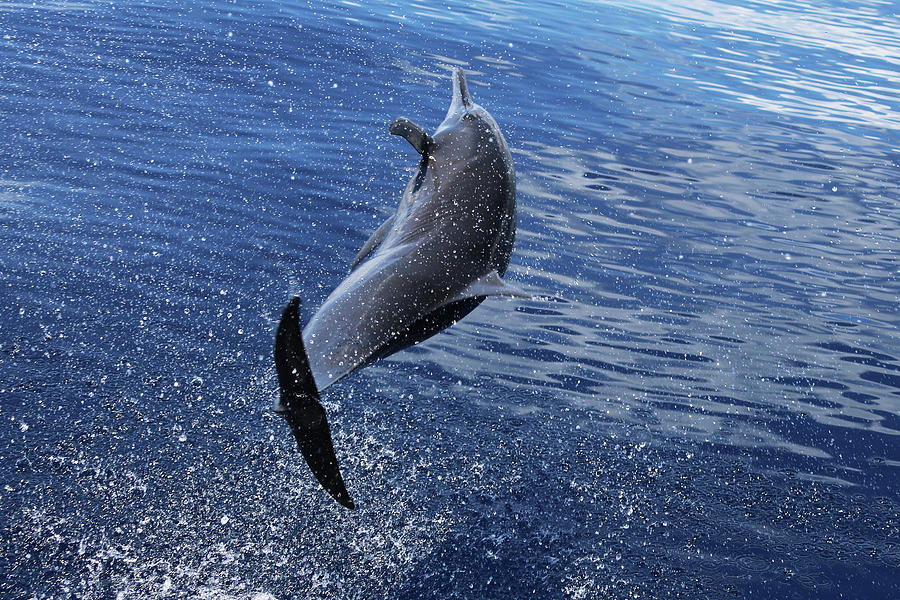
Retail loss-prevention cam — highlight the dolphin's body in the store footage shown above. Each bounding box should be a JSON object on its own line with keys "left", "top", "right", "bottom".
{"left": 274, "top": 69, "right": 526, "bottom": 509}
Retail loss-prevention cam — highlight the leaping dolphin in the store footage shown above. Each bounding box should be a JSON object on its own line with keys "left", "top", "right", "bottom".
{"left": 274, "top": 68, "right": 528, "bottom": 509}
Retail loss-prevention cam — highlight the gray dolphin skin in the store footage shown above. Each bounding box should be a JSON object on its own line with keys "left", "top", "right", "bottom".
{"left": 274, "top": 68, "right": 527, "bottom": 509}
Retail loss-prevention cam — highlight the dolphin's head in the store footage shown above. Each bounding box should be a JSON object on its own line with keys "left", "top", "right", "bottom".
{"left": 390, "top": 68, "right": 507, "bottom": 159}
{"left": 429, "top": 68, "right": 509, "bottom": 168}
{"left": 443, "top": 68, "right": 475, "bottom": 123}
{"left": 388, "top": 67, "right": 517, "bottom": 274}
{"left": 435, "top": 68, "right": 492, "bottom": 135}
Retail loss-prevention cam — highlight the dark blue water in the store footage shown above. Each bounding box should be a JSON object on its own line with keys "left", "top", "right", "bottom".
{"left": 2, "top": 0, "right": 898, "bottom": 598}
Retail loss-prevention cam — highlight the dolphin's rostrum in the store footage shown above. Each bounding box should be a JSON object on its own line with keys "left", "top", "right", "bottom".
{"left": 274, "top": 68, "right": 527, "bottom": 508}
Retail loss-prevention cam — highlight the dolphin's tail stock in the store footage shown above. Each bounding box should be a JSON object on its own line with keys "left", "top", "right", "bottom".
{"left": 274, "top": 296, "right": 355, "bottom": 509}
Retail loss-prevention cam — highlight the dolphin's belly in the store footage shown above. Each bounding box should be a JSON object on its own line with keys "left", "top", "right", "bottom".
{"left": 302, "top": 242, "right": 480, "bottom": 390}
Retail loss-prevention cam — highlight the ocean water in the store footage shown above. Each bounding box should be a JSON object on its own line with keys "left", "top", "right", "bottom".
{"left": 1, "top": 0, "right": 898, "bottom": 598}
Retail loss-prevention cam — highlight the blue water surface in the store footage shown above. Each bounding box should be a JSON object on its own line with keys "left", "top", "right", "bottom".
{"left": 1, "top": 0, "right": 898, "bottom": 598}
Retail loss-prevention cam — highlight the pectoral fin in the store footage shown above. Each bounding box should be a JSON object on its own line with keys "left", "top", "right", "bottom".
{"left": 350, "top": 215, "right": 395, "bottom": 272}
{"left": 441, "top": 270, "right": 531, "bottom": 306}
{"left": 390, "top": 117, "right": 433, "bottom": 155}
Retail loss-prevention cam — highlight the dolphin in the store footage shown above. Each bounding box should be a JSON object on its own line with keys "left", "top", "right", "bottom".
{"left": 274, "top": 68, "right": 527, "bottom": 509}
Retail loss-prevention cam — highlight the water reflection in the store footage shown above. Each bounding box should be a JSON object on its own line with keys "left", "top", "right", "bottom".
{"left": 361, "top": 1, "right": 900, "bottom": 467}
{"left": 612, "top": 0, "right": 900, "bottom": 128}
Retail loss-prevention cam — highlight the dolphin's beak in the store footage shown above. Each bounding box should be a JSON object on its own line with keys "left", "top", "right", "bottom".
{"left": 446, "top": 67, "right": 473, "bottom": 118}
{"left": 274, "top": 296, "right": 355, "bottom": 509}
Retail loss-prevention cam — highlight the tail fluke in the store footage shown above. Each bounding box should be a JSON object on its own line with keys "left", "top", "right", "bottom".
{"left": 274, "top": 296, "right": 355, "bottom": 509}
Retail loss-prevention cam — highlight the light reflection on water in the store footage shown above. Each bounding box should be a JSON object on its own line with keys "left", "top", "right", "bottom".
{"left": 393, "top": 25, "right": 899, "bottom": 454}
{"left": 608, "top": 0, "right": 900, "bottom": 129}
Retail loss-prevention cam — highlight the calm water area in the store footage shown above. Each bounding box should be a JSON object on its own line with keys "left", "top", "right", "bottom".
{"left": 1, "top": 0, "right": 898, "bottom": 598}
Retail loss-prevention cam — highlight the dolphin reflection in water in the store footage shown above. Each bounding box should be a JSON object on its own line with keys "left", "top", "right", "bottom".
{"left": 274, "top": 68, "right": 528, "bottom": 508}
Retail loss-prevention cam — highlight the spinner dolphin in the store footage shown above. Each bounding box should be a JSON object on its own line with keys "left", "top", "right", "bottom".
{"left": 274, "top": 68, "right": 527, "bottom": 508}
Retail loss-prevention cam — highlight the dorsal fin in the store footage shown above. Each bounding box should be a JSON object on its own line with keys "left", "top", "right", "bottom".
{"left": 438, "top": 270, "right": 531, "bottom": 308}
